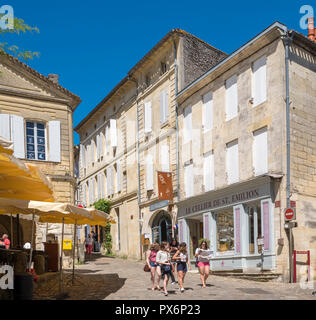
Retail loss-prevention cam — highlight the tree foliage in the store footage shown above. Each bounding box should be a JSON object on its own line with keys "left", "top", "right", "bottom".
{"left": 93, "top": 199, "right": 112, "bottom": 254}
{"left": 0, "top": 15, "right": 40, "bottom": 60}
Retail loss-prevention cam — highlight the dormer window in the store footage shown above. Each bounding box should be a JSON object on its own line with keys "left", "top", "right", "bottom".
{"left": 145, "top": 75, "right": 151, "bottom": 88}
{"left": 161, "top": 62, "right": 167, "bottom": 74}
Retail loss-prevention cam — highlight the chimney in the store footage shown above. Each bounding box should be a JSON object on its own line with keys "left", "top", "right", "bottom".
{"left": 48, "top": 74, "right": 59, "bottom": 84}
{"left": 307, "top": 17, "right": 315, "bottom": 41}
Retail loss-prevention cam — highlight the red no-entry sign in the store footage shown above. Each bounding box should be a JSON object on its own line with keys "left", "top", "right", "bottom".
{"left": 284, "top": 208, "right": 295, "bottom": 221}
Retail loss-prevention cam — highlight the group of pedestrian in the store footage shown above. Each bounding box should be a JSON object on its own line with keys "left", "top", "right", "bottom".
{"left": 146, "top": 238, "right": 212, "bottom": 296}
{"left": 0, "top": 234, "right": 10, "bottom": 249}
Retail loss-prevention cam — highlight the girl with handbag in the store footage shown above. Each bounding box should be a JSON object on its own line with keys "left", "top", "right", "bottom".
{"left": 156, "top": 241, "right": 172, "bottom": 296}
{"left": 169, "top": 238, "right": 178, "bottom": 284}
{"left": 172, "top": 242, "right": 191, "bottom": 292}
{"left": 146, "top": 243, "right": 161, "bottom": 291}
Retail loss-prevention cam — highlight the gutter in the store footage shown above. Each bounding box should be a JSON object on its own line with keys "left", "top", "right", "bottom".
{"left": 281, "top": 28, "right": 294, "bottom": 284}
{"left": 129, "top": 76, "right": 143, "bottom": 261}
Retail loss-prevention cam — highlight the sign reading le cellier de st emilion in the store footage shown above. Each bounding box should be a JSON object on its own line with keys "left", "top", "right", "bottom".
{"left": 181, "top": 181, "right": 271, "bottom": 217}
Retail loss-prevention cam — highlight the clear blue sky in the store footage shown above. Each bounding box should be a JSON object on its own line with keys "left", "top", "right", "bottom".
{"left": 8, "top": 0, "right": 312, "bottom": 144}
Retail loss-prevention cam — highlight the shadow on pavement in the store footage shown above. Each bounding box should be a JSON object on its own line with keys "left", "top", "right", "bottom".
{"left": 33, "top": 272, "right": 127, "bottom": 300}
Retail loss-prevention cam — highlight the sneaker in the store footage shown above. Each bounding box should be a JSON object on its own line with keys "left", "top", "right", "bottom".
{"left": 164, "top": 291, "right": 168, "bottom": 296}
{"left": 171, "top": 282, "right": 176, "bottom": 285}
{"left": 180, "top": 288, "right": 185, "bottom": 293}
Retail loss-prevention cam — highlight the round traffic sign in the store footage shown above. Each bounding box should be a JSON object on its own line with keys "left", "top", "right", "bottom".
{"left": 284, "top": 208, "right": 295, "bottom": 221}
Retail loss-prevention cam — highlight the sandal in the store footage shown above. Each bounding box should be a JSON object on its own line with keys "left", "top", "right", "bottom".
{"left": 156, "top": 286, "right": 161, "bottom": 291}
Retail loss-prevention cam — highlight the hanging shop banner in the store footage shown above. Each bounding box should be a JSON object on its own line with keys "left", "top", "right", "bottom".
{"left": 63, "top": 239, "right": 72, "bottom": 250}
{"left": 157, "top": 171, "right": 173, "bottom": 200}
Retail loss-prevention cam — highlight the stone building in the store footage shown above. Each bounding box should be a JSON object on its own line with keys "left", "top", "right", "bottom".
{"left": 75, "top": 29, "right": 226, "bottom": 259}
{"left": 176, "top": 21, "right": 316, "bottom": 281}
{"left": 0, "top": 53, "right": 81, "bottom": 266}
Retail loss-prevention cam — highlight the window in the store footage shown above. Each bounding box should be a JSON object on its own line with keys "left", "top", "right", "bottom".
{"left": 203, "top": 151, "right": 214, "bottom": 192}
{"left": 253, "top": 127, "right": 268, "bottom": 176}
{"left": 183, "top": 105, "right": 192, "bottom": 144}
{"left": 26, "top": 121, "right": 46, "bottom": 160}
{"left": 216, "top": 209, "right": 234, "bottom": 252}
{"left": 145, "top": 75, "right": 151, "bottom": 87}
{"left": 184, "top": 163, "right": 194, "bottom": 198}
{"left": 202, "top": 92, "right": 213, "bottom": 132}
{"left": 248, "top": 203, "right": 262, "bottom": 254}
{"left": 161, "top": 62, "right": 167, "bottom": 74}
{"left": 225, "top": 75, "right": 238, "bottom": 121}
{"left": 252, "top": 56, "right": 267, "bottom": 107}
{"left": 226, "top": 140, "right": 239, "bottom": 184}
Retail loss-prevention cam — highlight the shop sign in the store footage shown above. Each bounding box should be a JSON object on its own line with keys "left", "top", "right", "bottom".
{"left": 157, "top": 171, "right": 173, "bottom": 200}
{"left": 63, "top": 239, "right": 72, "bottom": 250}
{"left": 179, "top": 183, "right": 270, "bottom": 217}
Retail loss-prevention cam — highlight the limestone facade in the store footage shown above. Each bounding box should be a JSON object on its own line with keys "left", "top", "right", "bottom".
{"left": 176, "top": 23, "right": 316, "bottom": 281}
{"left": 75, "top": 30, "right": 226, "bottom": 259}
{"left": 0, "top": 53, "right": 81, "bottom": 267}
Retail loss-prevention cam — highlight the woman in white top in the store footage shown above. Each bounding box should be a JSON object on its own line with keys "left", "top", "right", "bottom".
{"left": 172, "top": 242, "right": 191, "bottom": 292}
{"left": 195, "top": 240, "right": 212, "bottom": 288}
{"left": 156, "top": 241, "right": 172, "bottom": 296}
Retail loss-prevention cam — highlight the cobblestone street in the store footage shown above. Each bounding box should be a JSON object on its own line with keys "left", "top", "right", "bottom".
{"left": 33, "top": 255, "right": 316, "bottom": 300}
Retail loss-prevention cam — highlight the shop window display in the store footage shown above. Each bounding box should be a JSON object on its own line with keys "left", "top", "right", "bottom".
{"left": 216, "top": 210, "right": 234, "bottom": 252}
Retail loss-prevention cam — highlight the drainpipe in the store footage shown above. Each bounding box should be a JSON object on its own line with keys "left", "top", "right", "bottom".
{"left": 129, "top": 76, "right": 142, "bottom": 260}
{"left": 282, "top": 30, "right": 293, "bottom": 283}
{"left": 174, "top": 40, "right": 180, "bottom": 238}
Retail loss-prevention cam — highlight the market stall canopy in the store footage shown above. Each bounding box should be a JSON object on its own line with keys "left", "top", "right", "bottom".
{"left": 0, "top": 137, "right": 54, "bottom": 202}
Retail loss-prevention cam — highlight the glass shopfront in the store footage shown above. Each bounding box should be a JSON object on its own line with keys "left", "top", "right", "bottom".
{"left": 216, "top": 209, "right": 234, "bottom": 253}
{"left": 177, "top": 178, "right": 276, "bottom": 272}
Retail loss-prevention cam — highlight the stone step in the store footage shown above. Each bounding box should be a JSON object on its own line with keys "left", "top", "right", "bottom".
{"left": 211, "top": 271, "right": 282, "bottom": 282}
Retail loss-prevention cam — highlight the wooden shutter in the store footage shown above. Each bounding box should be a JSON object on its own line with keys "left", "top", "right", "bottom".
{"left": 144, "top": 101, "right": 152, "bottom": 133}
{"left": 226, "top": 140, "right": 239, "bottom": 184}
{"left": 160, "top": 90, "right": 168, "bottom": 124}
{"left": 253, "top": 56, "right": 267, "bottom": 106}
{"left": 105, "top": 125, "right": 109, "bottom": 154}
{"left": 90, "top": 139, "right": 95, "bottom": 163}
{"left": 202, "top": 92, "right": 213, "bottom": 132}
{"left": 0, "top": 114, "right": 10, "bottom": 141}
{"left": 110, "top": 119, "right": 117, "bottom": 147}
{"left": 82, "top": 183, "right": 86, "bottom": 205}
{"left": 234, "top": 205, "right": 242, "bottom": 254}
{"left": 203, "top": 151, "right": 214, "bottom": 192}
{"left": 10, "top": 115, "right": 25, "bottom": 159}
{"left": 100, "top": 132, "right": 104, "bottom": 158}
{"left": 253, "top": 127, "right": 268, "bottom": 176}
{"left": 88, "top": 179, "right": 92, "bottom": 205}
{"left": 97, "top": 174, "right": 101, "bottom": 200}
{"left": 185, "top": 163, "right": 193, "bottom": 198}
{"left": 117, "top": 162, "right": 121, "bottom": 192}
{"left": 160, "top": 144, "right": 169, "bottom": 172}
{"left": 146, "top": 154, "right": 154, "bottom": 191}
{"left": 80, "top": 144, "right": 86, "bottom": 168}
{"left": 225, "top": 75, "right": 238, "bottom": 121}
{"left": 100, "top": 173, "right": 104, "bottom": 199}
{"left": 183, "top": 105, "right": 192, "bottom": 144}
{"left": 48, "top": 120, "right": 60, "bottom": 162}
{"left": 96, "top": 134, "right": 100, "bottom": 160}
{"left": 203, "top": 213, "right": 211, "bottom": 241}
{"left": 91, "top": 178, "right": 95, "bottom": 204}
{"left": 106, "top": 167, "right": 110, "bottom": 196}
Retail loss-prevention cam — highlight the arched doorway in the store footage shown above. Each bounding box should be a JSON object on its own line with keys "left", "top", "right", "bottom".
{"left": 151, "top": 211, "right": 172, "bottom": 243}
